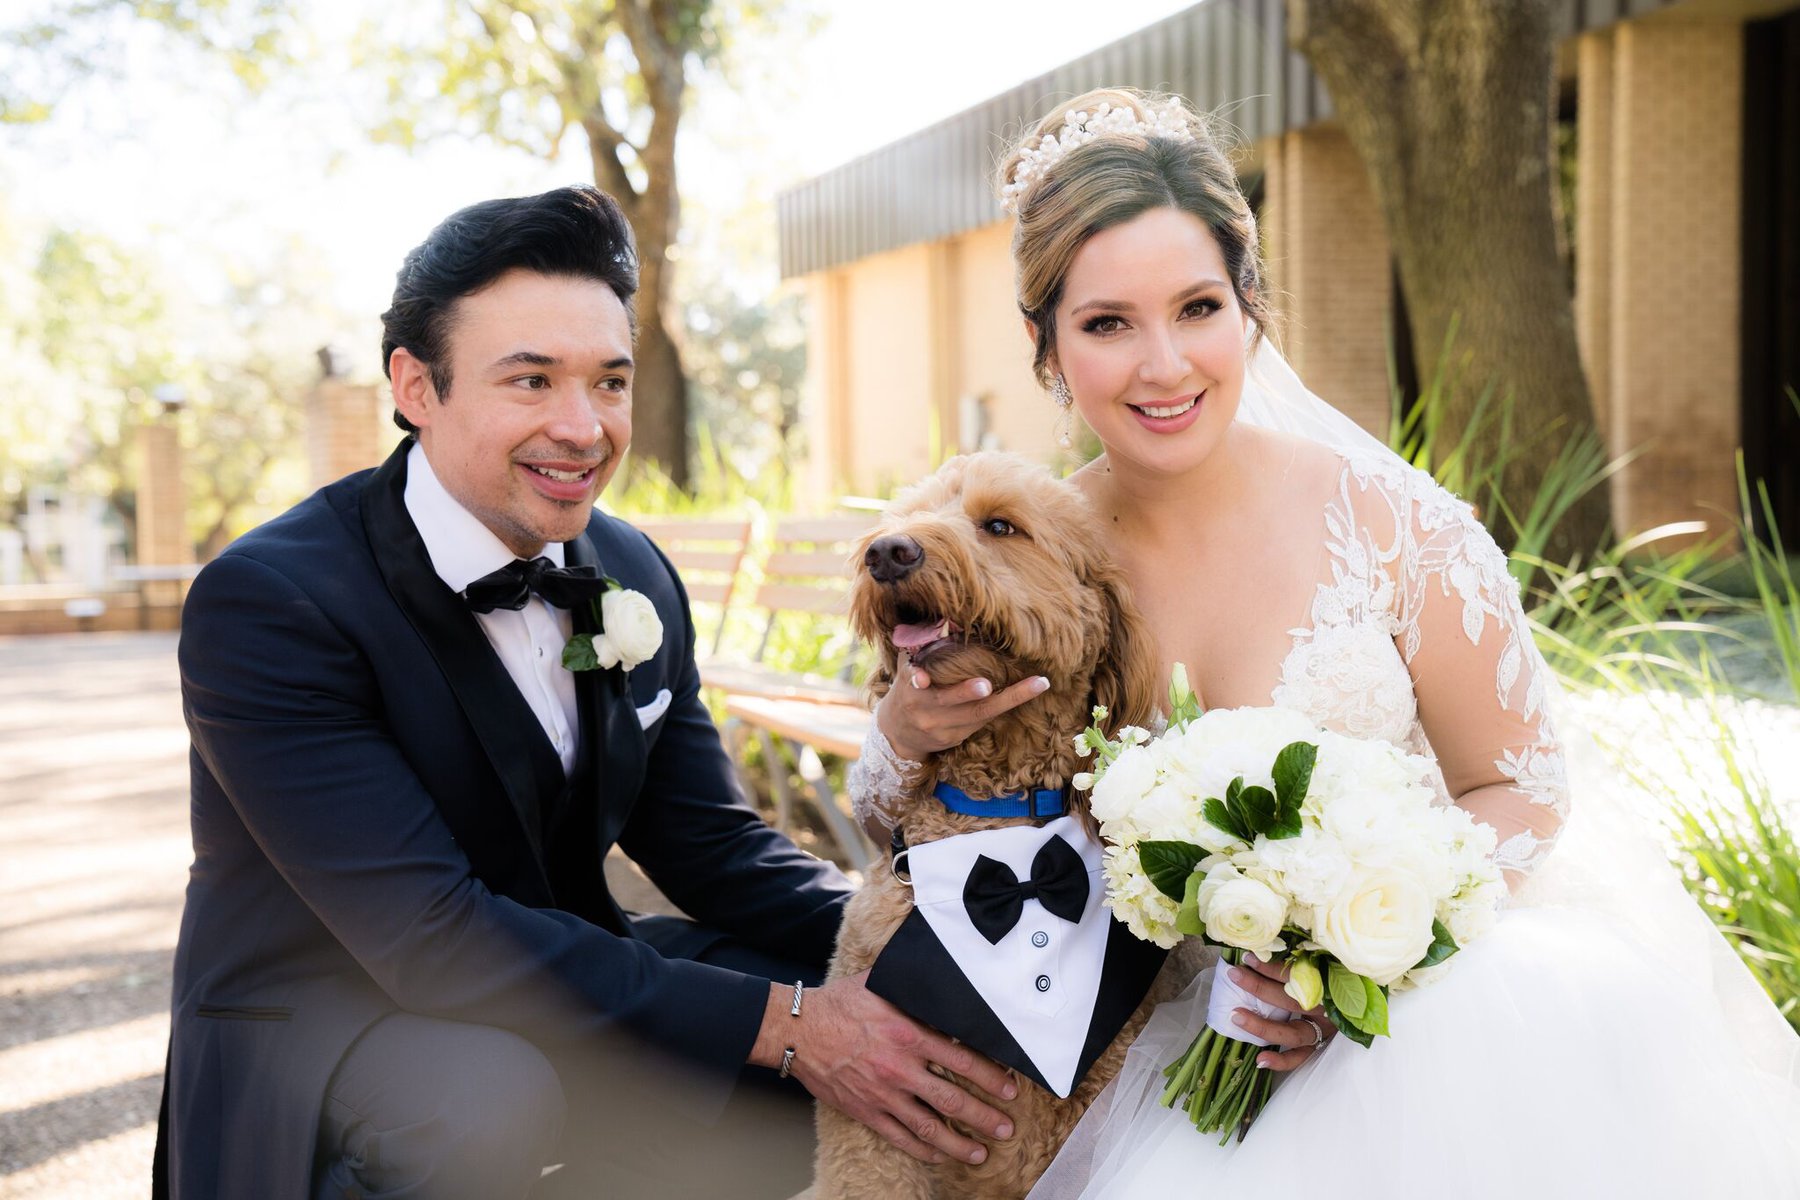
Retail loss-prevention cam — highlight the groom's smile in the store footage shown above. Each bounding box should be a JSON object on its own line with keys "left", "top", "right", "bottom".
{"left": 392, "top": 268, "right": 636, "bottom": 558}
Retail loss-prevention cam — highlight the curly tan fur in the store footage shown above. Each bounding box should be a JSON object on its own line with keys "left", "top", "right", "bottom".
{"left": 814, "top": 453, "right": 1189, "bottom": 1200}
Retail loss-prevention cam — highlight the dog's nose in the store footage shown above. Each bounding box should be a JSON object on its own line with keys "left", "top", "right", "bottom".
{"left": 864, "top": 534, "right": 924, "bottom": 583}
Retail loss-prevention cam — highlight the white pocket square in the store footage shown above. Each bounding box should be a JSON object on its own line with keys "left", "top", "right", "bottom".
{"left": 634, "top": 688, "right": 673, "bottom": 730}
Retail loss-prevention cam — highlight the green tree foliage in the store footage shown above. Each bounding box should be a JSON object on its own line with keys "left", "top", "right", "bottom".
{"left": 0, "top": 200, "right": 340, "bottom": 571}
{"left": 0, "top": 0, "right": 295, "bottom": 124}
{"left": 365, "top": 0, "right": 811, "bottom": 487}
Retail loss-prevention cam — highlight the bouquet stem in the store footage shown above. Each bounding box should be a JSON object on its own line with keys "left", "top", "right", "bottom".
{"left": 1158, "top": 1027, "right": 1274, "bottom": 1145}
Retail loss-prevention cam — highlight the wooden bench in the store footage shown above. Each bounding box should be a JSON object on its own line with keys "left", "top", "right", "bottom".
{"left": 632, "top": 517, "right": 753, "bottom": 658}
{"left": 701, "top": 515, "right": 881, "bottom": 869}
{"left": 698, "top": 515, "right": 875, "bottom": 706}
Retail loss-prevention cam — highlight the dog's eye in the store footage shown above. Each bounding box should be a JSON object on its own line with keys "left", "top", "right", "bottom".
{"left": 981, "top": 517, "right": 1017, "bottom": 537}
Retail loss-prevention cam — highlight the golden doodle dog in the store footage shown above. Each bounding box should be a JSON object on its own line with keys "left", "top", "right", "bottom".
{"left": 814, "top": 452, "right": 1189, "bottom": 1200}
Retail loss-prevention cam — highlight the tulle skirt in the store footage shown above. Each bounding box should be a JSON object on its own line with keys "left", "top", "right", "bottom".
{"left": 1030, "top": 741, "right": 1800, "bottom": 1199}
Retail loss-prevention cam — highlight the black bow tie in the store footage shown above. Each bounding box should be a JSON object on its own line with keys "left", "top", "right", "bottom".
{"left": 463, "top": 556, "right": 608, "bottom": 613}
{"left": 962, "top": 836, "right": 1090, "bottom": 946}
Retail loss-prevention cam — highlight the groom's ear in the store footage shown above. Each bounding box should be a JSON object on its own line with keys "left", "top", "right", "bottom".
{"left": 389, "top": 348, "right": 438, "bottom": 430}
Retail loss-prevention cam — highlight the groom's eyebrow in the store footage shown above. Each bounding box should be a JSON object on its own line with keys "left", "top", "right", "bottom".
{"left": 489, "top": 351, "right": 635, "bottom": 371}
{"left": 491, "top": 351, "right": 558, "bottom": 369}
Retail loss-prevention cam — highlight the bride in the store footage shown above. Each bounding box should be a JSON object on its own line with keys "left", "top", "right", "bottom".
{"left": 846, "top": 88, "right": 1800, "bottom": 1196}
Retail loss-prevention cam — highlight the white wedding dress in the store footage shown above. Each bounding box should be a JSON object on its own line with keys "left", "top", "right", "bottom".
{"left": 1021, "top": 448, "right": 1800, "bottom": 1199}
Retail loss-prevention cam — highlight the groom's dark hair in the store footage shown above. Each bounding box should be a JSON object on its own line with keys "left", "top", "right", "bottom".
{"left": 380, "top": 185, "right": 640, "bottom": 433}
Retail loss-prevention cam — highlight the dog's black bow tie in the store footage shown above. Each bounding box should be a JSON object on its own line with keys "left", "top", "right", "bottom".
{"left": 962, "top": 836, "right": 1090, "bottom": 945}
{"left": 463, "top": 557, "right": 607, "bottom": 614}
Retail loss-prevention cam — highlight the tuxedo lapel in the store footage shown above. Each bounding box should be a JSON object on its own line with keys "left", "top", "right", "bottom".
{"left": 563, "top": 530, "right": 647, "bottom": 851}
{"left": 360, "top": 444, "right": 564, "bottom": 889}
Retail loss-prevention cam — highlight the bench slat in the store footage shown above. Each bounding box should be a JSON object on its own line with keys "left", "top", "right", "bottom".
{"left": 725, "top": 695, "right": 870, "bottom": 760}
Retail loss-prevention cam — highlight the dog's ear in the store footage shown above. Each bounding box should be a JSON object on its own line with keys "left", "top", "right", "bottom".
{"left": 1090, "top": 559, "right": 1161, "bottom": 732}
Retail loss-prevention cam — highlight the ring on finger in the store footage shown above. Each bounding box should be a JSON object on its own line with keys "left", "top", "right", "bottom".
{"left": 1296, "top": 1015, "right": 1326, "bottom": 1050}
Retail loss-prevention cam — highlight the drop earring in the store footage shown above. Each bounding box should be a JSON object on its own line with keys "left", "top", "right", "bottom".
{"left": 1050, "top": 374, "right": 1074, "bottom": 449}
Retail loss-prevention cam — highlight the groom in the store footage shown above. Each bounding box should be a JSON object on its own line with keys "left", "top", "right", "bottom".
{"left": 152, "top": 186, "right": 1016, "bottom": 1200}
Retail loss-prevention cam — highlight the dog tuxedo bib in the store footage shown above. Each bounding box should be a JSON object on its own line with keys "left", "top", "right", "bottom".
{"left": 867, "top": 816, "right": 1167, "bottom": 1098}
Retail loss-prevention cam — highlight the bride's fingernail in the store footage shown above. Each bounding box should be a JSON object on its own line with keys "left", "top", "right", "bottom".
{"left": 1255, "top": 1056, "right": 1272, "bottom": 1069}
{"left": 1030, "top": 676, "right": 1050, "bottom": 694}
{"left": 972, "top": 680, "right": 992, "bottom": 698}
{"left": 1229, "top": 967, "right": 1247, "bottom": 984}
{"left": 1231, "top": 1012, "right": 1248, "bottom": 1028}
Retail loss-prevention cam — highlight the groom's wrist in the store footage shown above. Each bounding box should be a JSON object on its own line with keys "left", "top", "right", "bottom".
{"left": 747, "top": 980, "right": 796, "bottom": 1070}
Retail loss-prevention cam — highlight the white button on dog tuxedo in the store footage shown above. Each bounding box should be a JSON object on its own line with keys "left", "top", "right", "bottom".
{"left": 867, "top": 817, "right": 1166, "bottom": 1098}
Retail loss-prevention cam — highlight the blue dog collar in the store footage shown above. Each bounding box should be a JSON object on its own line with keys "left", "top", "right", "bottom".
{"left": 932, "top": 781, "right": 1069, "bottom": 820}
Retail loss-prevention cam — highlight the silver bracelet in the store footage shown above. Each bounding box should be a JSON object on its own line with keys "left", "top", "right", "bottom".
{"left": 777, "top": 979, "right": 804, "bottom": 1078}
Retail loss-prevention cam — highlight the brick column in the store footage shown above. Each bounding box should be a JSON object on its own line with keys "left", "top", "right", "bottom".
{"left": 134, "top": 422, "right": 190, "bottom": 568}
{"left": 1575, "top": 29, "right": 1616, "bottom": 448}
{"left": 1608, "top": 20, "right": 1744, "bottom": 539}
{"left": 134, "top": 417, "right": 191, "bottom": 619}
{"left": 1260, "top": 124, "right": 1393, "bottom": 438}
{"left": 306, "top": 380, "right": 391, "bottom": 489}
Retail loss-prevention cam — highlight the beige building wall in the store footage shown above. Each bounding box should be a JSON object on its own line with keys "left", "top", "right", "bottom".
{"left": 950, "top": 222, "right": 1059, "bottom": 461}
{"left": 1261, "top": 123, "right": 1393, "bottom": 439}
{"left": 840, "top": 243, "right": 938, "bottom": 495}
{"left": 1606, "top": 18, "right": 1744, "bottom": 537}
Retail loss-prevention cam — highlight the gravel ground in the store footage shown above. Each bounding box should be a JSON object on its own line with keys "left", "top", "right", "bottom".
{"left": 0, "top": 633, "right": 679, "bottom": 1198}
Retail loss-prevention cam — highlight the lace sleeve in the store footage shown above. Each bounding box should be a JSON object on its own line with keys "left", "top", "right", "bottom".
{"left": 846, "top": 715, "right": 918, "bottom": 832}
{"left": 1377, "top": 462, "right": 1569, "bottom": 881}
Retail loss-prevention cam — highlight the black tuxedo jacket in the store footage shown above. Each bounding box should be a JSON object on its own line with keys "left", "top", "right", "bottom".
{"left": 153, "top": 442, "right": 852, "bottom": 1200}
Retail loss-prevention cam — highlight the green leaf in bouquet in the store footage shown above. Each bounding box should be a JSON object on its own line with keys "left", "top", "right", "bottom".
{"left": 1413, "top": 918, "right": 1460, "bottom": 970}
{"left": 1321, "top": 994, "right": 1377, "bottom": 1049}
{"left": 1204, "top": 791, "right": 1253, "bottom": 844}
{"left": 1357, "top": 977, "right": 1391, "bottom": 1038}
{"left": 561, "top": 633, "right": 601, "bottom": 672}
{"left": 1327, "top": 961, "right": 1369, "bottom": 1021}
{"left": 1176, "top": 870, "right": 1206, "bottom": 936}
{"left": 1139, "top": 840, "right": 1207, "bottom": 902}
{"left": 1269, "top": 741, "right": 1316, "bottom": 839}
{"left": 1237, "top": 783, "right": 1279, "bottom": 837}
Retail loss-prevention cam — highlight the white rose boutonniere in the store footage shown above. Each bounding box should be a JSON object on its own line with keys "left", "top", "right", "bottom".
{"left": 561, "top": 579, "right": 664, "bottom": 674}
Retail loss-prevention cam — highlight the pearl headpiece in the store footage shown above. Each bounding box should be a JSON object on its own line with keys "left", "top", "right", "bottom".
{"left": 1000, "top": 98, "right": 1195, "bottom": 216}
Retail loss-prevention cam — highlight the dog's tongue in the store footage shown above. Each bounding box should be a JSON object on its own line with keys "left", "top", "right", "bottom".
{"left": 892, "top": 618, "right": 957, "bottom": 649}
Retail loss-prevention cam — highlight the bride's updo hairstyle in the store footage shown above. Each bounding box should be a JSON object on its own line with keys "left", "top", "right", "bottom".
{"left": 998, "top": 87, "right": 1273, "bottom": 387}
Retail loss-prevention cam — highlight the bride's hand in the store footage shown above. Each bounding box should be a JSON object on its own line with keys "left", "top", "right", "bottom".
{"left": 876, "top": 651, "right": 1050, "bottom": 762}
{"left": 1229, "top": 957, "right": 1335, "bottom": 1072}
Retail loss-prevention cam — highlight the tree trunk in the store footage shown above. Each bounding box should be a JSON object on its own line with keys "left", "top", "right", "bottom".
{"left": 630, "top": 315, "right": 689, "bottom": 486}
{"left": 1291, "top": 0, "right": 1611, "bottom": 556}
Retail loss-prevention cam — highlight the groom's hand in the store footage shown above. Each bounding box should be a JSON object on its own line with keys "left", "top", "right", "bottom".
{"left": 750, "top": 971, "right": 1018, "bottom": 1165}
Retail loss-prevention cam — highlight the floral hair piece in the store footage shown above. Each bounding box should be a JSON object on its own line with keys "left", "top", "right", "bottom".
{"left": 1000, "top": 98, "right": 1195, "bottom": 216}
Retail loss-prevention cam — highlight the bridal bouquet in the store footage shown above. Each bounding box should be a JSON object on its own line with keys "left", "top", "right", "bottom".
{"left": 1073, "top": 667, "right": 1505, "bottom": 1142}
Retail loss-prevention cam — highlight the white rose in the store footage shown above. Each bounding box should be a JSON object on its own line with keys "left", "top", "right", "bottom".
{"left": 1310, "top": 866, "right": 1437, "bottom": 986}
{"left": 1194, "top": 863, "right": 1288, "bottom": 958}
{"left": 600, "top": 587, "right": 664, "bottom": 670}
{"left": 1090, "top": 744, "right": 1158, "bottom": 835}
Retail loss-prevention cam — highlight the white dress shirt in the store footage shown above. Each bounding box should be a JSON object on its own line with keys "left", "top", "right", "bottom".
{"left": 404, "top": 442, "right": 580, "bottom": 774}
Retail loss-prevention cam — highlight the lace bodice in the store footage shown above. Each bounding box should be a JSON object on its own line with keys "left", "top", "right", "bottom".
{"left": 851, "top": 452, "right": 1568, "bottom": 879}
{"left": 1271, "top": 452, "right": 1566, "bottom": 876}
